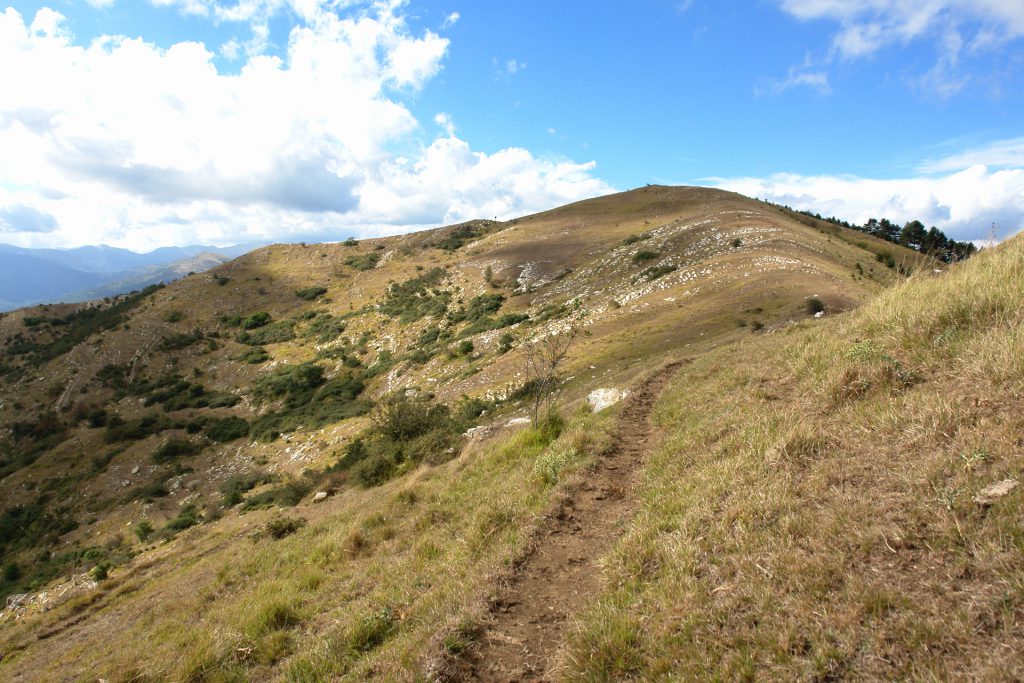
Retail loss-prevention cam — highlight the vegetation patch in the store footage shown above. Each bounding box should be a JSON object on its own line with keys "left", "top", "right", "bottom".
{"left": 379, "top": 268, "right": 450, "bottom": 322}
{"left": 237, "top": 320, "right": 295, "bottom": 345}
{"left": 295, "top": 286, "right": 328, "bottom": 301}
{"left": 345, "top": 252, "right": 380, "bottom": 271}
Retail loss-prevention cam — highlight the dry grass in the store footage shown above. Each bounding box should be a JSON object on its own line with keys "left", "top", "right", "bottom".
{"left": 562, "top": 236, "right": 1024, "bottom": 680}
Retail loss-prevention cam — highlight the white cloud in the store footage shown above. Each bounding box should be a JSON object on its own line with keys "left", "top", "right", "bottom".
{"left": 919, "top": 136, "right": 1024, "bottom": 173}
{"left": 780, "top": 0, "right": 1024, "bottom": 60}
{"left": 756, "top": 64, "right": 830, "bottom": 95}
{"left": 0, "top": 4, "right": 612, "bottom": 250}
{"left": 442, "top": 11, "right": 459, "bottom": 29}
{"left": 707, "top": 163, "right": 1024, "bottom": 241}
{"left": 774, "top": 1, "right": 1024, "bottom": 97}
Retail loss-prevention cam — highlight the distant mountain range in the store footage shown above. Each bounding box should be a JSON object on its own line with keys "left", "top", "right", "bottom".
{"left": 0, "top": 242, "right": 263, "bottom": 311}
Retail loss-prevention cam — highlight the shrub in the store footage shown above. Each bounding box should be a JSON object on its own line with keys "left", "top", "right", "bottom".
{"left": 238, "top": 347, "right": 269, "bottom": 364}
{"left": 379, "top": 269, "right": 449, "bottom": 322}
{"left": 632, "top": 250, "right": 659, "bottom": 263}
{"left": 345, "top": 252, "right": 379, "bottom": 271}
{"left": 457, "top": 340, "right": 474, "bottom": 356}
{"left": 243, "top": 312, "right": 272, "bottom": 330}
{"left": 205, "top": 416, "right": 250, "bottom": 442}
{"left": 105, "top": 413, "right": 172, "bottom": 443}
{"left": 219, "top": 472, "right": 273, "bottom": 507}
{"left": 295, "top": 286, "right": 327, "bottom": 301}
{"left": 237, "top": 321, "right": 294, "bottom": 345}
{"left": 152, "top": 438, "right": 203, "bottom": 463}
{"left": 134, "top": 520, "right": 153, "bottom": 542}
{"left": 165, "top": 310, "right": 184, "bottom": 323}
{"left": 262, "top": 515, "right": 306, "bottom": 539}
{"left": 497, "top": 333, "right": 515, "bottom": 354}
{"left": 90, "top": 562, "right": 110, "bottom": 581}
{"left": 622, "top": 233, "right": 651, "bottom": 245}
{"left": 353, "top": 453, "right": 395, "bottom": 488}
{"left": 164, "top": 505, "right": 201, "bottom": 532}
{"left": 640, "top": 265, "right": 676, "bottom": 281}
{"left": 303, "top": 314, "right": 346, "bottom": 342}
{"left": 371, "top": 393, "right": 452, "bottom": 442}
{"left": 806, "top": 298, "right": 826, "bottom": 315}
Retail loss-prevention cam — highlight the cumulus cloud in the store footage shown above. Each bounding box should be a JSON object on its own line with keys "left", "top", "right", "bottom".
{"left": 707, "top": 162, "right": 1024, "bottom": 241}
{"left": 0, "top": 4, "right": 612, "bottom": 249}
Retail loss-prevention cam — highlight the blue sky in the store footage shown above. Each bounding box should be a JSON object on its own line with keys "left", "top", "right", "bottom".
{"left": 1, "top": 0, "right": 1022, "bottom": 250}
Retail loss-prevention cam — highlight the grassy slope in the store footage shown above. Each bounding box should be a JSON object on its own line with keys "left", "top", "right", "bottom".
{"left": 564, "top": 236, "right": 1024, "bottom": 680}
{"left": 0, "top": 186, "right": 931, "bottom": 680}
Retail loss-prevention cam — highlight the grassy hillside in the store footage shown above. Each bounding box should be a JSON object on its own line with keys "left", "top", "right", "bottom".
{"left": 564, "top": 234, "right": 1024, "bottom": 680}
{"left": 0, "top": 186, "right": 943, "bottom": 680}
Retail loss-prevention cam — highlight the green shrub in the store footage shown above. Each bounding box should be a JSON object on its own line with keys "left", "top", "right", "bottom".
{"left": 457, "top": 340, "right": 474, "bottom": 355}
{"left": 345, "top": 252, "right": 379, "bottom": 271}
{"left": 104, "top": 413, "right": 172, "bottom": 443}
{"left": 152, "top": 438, "right": 203, "bottom": 463}
{"left": 158, "top": 329, "right": 204, "bottom": 351}
{"left": 134, "top": 520, "right": 153, "bottom": 542}
{"left": 236, "top": 321, "right": 294, "bottom": 345}
{"left": 164, "top": 504, "right": 201, "bottom": 532}
{"left": 640, "top": 265, "right": 676, "bottom": 281}
{"left": 303, "top": 314, "right": 346, "bottom": 342}
{"left": 622, "top": 233, "right": 651, "bottom": 245}
{"left": 165, "top": 310, "right": 184, "bottom": 323}
{"left": 219, "top": 472, "right": 273, "bottom": 507}
{"left": 243, "top": 312, "right": 271, "bottom": 329}
{"left": 353, "top": 453, "right": 395, "bottom": 488}
{"left": 632, "top": 250, "right": 659, "bottom": 263}
{"left": 238, "top": 347, "right": 270, "bottom": 364}
{"left": 371, "top": 393, "right": 452, "bottom": 442}
{"left": 205, "top": 416, "right": 250, "bottom": 442}
{"left": 379, "top": 269, "right": 450, "bottom": 322}
{"left": 294, "top": 286, "right": 327, "bottom": 301}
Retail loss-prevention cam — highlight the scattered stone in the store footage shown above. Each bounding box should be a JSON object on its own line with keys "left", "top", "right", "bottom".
{"left": 131, "top": 466, "right": 140, "bottom": 474}
{"left": 587, "top": 388, "right": 630, "bottom": 412}
{"left": 974, "top": 479, "right": 1018, "bottom": 506}
{"left": 507, "top": 417, "right": 532, "bottom": 427}
{"left": 814, "top": 311, "right": 825, "bottom": 318}
{"left": 312, "top": 491, "right": 328, "bottom": 503}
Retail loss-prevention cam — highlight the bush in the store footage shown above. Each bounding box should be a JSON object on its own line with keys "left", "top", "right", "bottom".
{"left": 152, "top": 438, "right": 203, "bottom": 463}
{"left": 353, "top": 453, "right": 395, "bottom": 488}
{"left": 205, "top": 416, "right": 250, "bottom": 442}
{"left": 238, "top": 347, "right": 270, "bottom": 364}
{"left": 236, "top": 321, "right": 294, "bottom": 345}
{"left": 134, "top": 520, "right": 153, "bottom": 542}
{"left": 379, "top": 269, "right": 449, "bottom": 322}
{"left": 640, "top": 265, "right": 676, "bottom": 281}
{"left": 243, "top": 312, "right": 272, "bottom": 329}
{"left": 240, "top": 477, "right": 311, "bottom": 510}
{"left": 632, "top": 250, "right": 659, "bottom": 263}
{"left": 806, "top": 298, "right": 826, "bottom": 315}
{"left": 262, "top": 515, "right": 306, "bottom": 539}
{"left": 219, "top": 472, "right": 273, "bottom": 507}
{"left": 457, "top": 340, "right": 474, "bottom": 356}
{"left": 295, "top": 286, "right": 327, "bottom": 301}
{"left": 622, "top": 233, "right": 651, "bottom": 245}
{"left": 345, "top": 252, "right": 379, "bottom": 271}
{"left": 164, "top": 505, "right": 201, "bottom": 532}
{"left": 371, "top": 393, "right": 452, "bottom": 442}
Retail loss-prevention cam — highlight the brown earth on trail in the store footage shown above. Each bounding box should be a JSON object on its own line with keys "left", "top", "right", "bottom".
{"left": 451, "top": 361, "right": 686, "bottom": 682}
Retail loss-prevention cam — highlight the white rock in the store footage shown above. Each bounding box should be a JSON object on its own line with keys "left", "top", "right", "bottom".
{"left": 507, "top": 417, "right": 532, "bottom": 427}
{"left": 312, "top": 491, "right": 328, "bottom": 503}
{"left": 131, "top": 466, "right": 140, "bottom": 474}
{"left": 587, "top": 388, "right": 630, "bottom": 413}
{"left": 974, "top": 479, "right": 1018, "bottom": 506}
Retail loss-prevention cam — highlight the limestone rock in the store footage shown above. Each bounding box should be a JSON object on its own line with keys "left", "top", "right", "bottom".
{"left": 587, "top": 388, "right": 630, "bottom": 412}
{"left": 312, "top": 491, "right": 328, "bottom": 503}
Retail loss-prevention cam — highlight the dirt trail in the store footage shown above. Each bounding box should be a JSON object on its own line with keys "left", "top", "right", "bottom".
{"left": 452, "top": 361, "right": 685, "bottom": 682}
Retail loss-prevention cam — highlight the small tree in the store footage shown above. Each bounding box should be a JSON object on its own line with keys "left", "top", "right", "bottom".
{"left": 519, "top": 303, "right": 586, "bottom": 427}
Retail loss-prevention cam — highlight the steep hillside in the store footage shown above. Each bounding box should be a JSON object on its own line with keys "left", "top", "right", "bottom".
{"left": 0, "top": 186, "right": 930, "bottom": 680}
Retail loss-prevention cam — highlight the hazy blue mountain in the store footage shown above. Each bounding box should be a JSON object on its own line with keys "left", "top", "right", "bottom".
{"left": 0, "top": 242, "right": 262, "bottom": 311}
